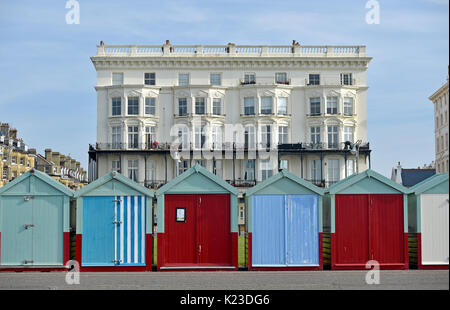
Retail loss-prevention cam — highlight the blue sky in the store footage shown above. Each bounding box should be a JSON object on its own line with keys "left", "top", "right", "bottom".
{"left": 0, "top": 0, "right": 448, "bottom": 177}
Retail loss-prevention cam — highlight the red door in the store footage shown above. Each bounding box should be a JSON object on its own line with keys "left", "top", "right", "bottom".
{"left": 164, "top": 194, "right": 197, "bottom": 266}
{"left": 335, "top": 194, "right": 370, "bottom": 266}
{"left": 334, "top": 194, "right": 405, "bottom": 269}
{"left": 370, "top": 194, "right": 405, "bottom": 266}
{"left": 197, "top": 194, "right": 231, "bottom": 266}
{"left": 163, "top": 194, "right": 231, "bottom": 267}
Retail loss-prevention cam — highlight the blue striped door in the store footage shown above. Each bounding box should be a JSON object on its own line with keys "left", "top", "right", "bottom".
{"left": 286, "top": 195, "right": 319, "bottom": 266}
{"left": 114, "top": 196, "right": 146, "bottom": 266}
{"left": 82, "top": 196, "right": 146, "bottom": 266}
{"left": 252, "top": 195, "right": 286, "bottom": 266}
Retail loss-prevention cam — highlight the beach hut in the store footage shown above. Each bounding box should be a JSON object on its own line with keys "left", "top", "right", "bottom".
{"left": 74, "top": 171, "right": 154, "bottom": 271}
{"left": 156, "top": 164, "right": 239, "bottom": 271}
{"left": 245, "top": 170, "right": 325, "bottom": 270}
{"left": 0, "top": 169, "right": 73, "bottom": 271}
{"left": 324, "top": 169, "right": 410, "bottom": 270}
{"left": 408, "top": 173, "right": 449, "bottom": 269}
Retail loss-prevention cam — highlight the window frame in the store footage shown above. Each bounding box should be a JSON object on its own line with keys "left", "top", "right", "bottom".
{"left": 127, "top": 97, "right": 140, "bottom": 115}
{"left": 145, "top": 97, "right": 156, "bottom": 115}
{"left": 144, "top": 72, "right": 156, "bottom": 85}
{"left": 210, "top": 73, "right": 222, "bottom": 86}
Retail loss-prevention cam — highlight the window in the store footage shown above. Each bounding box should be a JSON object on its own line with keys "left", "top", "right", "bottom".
{"left": 328, "top": 126, "right": 338, "bottom": 148}
{"left": 27, "top": 160, "right": 30, "bottom": 168}
{"left": 194, "top": 160, "right": 206, "bottom": 167}
{"left": 11, "top": 156, "right": 16, "bottom": 164}
{"left": 346, "top": 159, "right": 354, "bottom": 177}
{"left": 211, "top": 126, "right": 222, "bottom": 149}
{"left": 341, "top": 73, "right": 353, "bottom": 85}
{"left": 277, "top": 97, "right": 287, "bottom": 115}
{"left": 145, "top": 97, "right": 156, "bottom": 115}
{"left": 144, "top": 73, "right": 155, "bottom": 85}
{"left": 260, "top": 125, "right": 271, "bottom": 147}
{"left": 261, "top": 160, "right": 273, "bottom": 181}
{"left": 244, "top": 160, "right": 255, "bottom": 181}
{"left": 344, "top": 126, "right": 354, "bottom": 143}
{"left": 178, "top": 127, "right": 189, "bottom": 149}
{"left": 311, "top": 127, "right": 321, "bottom": 144}
{"left": 343, "top": 97, "right": 354, "bottom": 116}
{"left": 2, "top": 167, "right": 7, "bottom": 179}
{"left": 310, "top": 97, "right": 321, "bottom": 115}
{"left": 20, "top": 157, "right": 24, "bottom": 165}
{"left": 145, "top": 126, "right": 156, "bottom": 147}
{"left": 244, "top": 73, "right": 255, "bottom": 84}
{"left": 2, "top": 152, "right": 8, "bottom": 161}
{"left": 261, "top": 97, "right": 273, "bottom": 115}
{"left": 311, "top": 160, "right": 322, "bottom": 183}
{"left": 210, "top": 73, "right": 221, "bottom": 86}
{"left": 212, "top": 98, "right": 222, "bottom": 115}
{"left": 213, "top": 160, "right": 223, "bottom": 178}
{"left": 278, "top": 126, "right": 288, "bottom": 144}
{"left": 127, "top": 97, "right": 139, "bottom": 115}
{"left": 244, "top": 125, "right": 256, "bottom": 149}
{"left": 308, "top": 74, "right": 320, "bottom": 85}
{"left": 195, "top": 97, "right": 205, "bottom": 115}
{"left": 327, "top": 97, "right": 338, "bottom": 114}
{"left": 244, "top": 97, "right": 255, "bottom": 115}
{"left": 112, "top": 97, "right": 121, "bottom": 116}
{"left": 279, "top": 159, "right": 288, "bottom": 170}
{"left": 11, "top": 171, "right": 16, "bottom": 179}
{"left": 128, "top": 126, "right": 139, "bottom": 149}
{"left": 112, "top": 160, "right": 121, "bottom": 173}
{"left": 112, "top": 126, "right": 121, "bottom": 149}
{"left": 112, "top": 73, "right": 123, "bottom": 85}
{"left": 328, "top": 159, "right": 340, "bottom": 183}
{"left": 178, "top": 98, "right": 187, "bottom": 116}
{"left": 128, "top": 159, "right": 138, "bottom": 182}
{"left": 275, "top": 72, "right": 287, "bottom": 84}
{"left": 194, "top": 125, "right": 205, "bottom": 149}
{"left": 178, "top": 73, "right": 190, "bottom": 86}
{"left": 146, "top": 160, "right": 156, "bottom": 182}
{"left": 178, "top": 160, "right": 189, "bottom": 176}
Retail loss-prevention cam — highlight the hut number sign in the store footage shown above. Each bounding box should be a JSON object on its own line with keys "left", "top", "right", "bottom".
{"left": 176, "top": 207, "right": 186, "bottom": 222}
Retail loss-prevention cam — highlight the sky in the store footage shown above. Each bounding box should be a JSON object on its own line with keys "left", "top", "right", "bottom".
{"left": 0, "top": 0, "right": 448, "bottom": 178}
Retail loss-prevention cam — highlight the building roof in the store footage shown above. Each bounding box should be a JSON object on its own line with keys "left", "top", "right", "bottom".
{"left": 325, "top": 169, "right": 409, "bottom": 195}
{"left": 400, "top": 169, "right": 436, "bottom": 187}
{"left": 0, "top": 168, "right": 74, "bottom": 197}
{"left": 74, "top": 171, "right": 154, "bottom": 198}
{"left": 245, "top": 169, "right": 324, "bottom": 197}
{"left": 407, "top": 172, "right": 449, "bottom": 195}
{"left": 156, "top": 163, "right": 239, "bottom": 196}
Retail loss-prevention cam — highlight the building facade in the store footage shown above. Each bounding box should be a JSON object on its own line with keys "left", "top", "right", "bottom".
{"left": 429, "top": 71, "right": 449, "bottom": 173}
{"left": 89, "top": 41, "right": 372, "bottom": 190}
{"left": 35, "top": 148, "right": 88, "bottom": 190}
{"left": 0, "top": 122, "right": 36, "bottom": 188}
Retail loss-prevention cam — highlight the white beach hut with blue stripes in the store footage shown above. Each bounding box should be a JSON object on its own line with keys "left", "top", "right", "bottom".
{"left": 74, "top": 171, "right": 154, "bottom": 271}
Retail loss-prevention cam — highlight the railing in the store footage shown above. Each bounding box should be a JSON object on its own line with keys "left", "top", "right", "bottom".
{"left": 306, "top": 77, "right": 357, "bottom": 86}
{"left": 91, "top": 141, "right": 370, "bottom": 152}
{"left": 174, "top": 113, "right": 226, "bottom": 118}
{"left": 143, "top": 180, "right": 166, "bottom": 189}
{"left": 226, "top": 179, "right": 257, "bottom": 187}
{"left": 305, "top": 179, "right": 339, "bottom": 188}
{"left": 96, "top": 44, "right": 366, "bottom": 58}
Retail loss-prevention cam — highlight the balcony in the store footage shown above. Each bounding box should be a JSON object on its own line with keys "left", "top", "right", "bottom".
{"left": 305, "top": 77, "right": 358, "bottom": 87}
{"left": 143, "top": 180, "right": 166, "bottom": 189}
{"left": 96, "top": 44, "right": 367, "bottom": 58}
{"left": 226, "top": 179, "right": 257, "bottom": 187}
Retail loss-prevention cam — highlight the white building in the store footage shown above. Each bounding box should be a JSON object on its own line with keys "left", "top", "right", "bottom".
{"left": 429, "top": 70, "right": 449, "bottom": 174}
{"left": 89, "top": 41, "right": 372, "bottom": 190}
